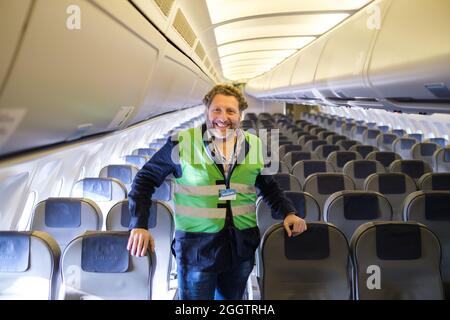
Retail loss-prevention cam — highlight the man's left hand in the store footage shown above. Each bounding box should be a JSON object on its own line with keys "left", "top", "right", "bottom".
{"left": 283, "top": 213, "right": 307, "bottom": 237}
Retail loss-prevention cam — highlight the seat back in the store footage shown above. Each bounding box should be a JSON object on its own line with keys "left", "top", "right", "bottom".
{"left": 425, "top": 137, "right": 448, "bottom": 148}
{"left": 341, "top": 123, "right": 356, "bottom": 138}
{"left": 337, "top": 139, "right": 360, "bottom": 151}
{"left": 31, "top": 198, "right": 102, "bottom": 251}
{"left": 261, "top": 223, "right": 352, "bottom": 299}
{"left": 106, "top": 199, "right": 174, "bottom": 298}
{"left": 350, "top": 222, "right": 443, "bottom": 300}
{"left": 132, "top": 148, "right": 157, "bottom": 157}
{"left": 0, "top": 231, "right": 60, "bottom": 299}
{"left": 271, "top": 173, "right": 302, "bottom": 192}
{"left": 323, "top": 191, "right": 392, "bottom": 241}
{"left": 71, "top": 178, "right": 127, "bottom": 224}
{"left": 282, "top": 151, "right": 316, "bottom": 171}
{"left": 123, "top": 155, "right": 149, "bottom": 168}
{"left": 303, "top": 173, "right": 355, "bottom": 214}
{"left": 393, "top": 138, "right": 416, "bottom": 159}
{"left": 388, "top": 160, "right": 432, "bottom": 182}
{"left": 366, "top": 151, "right": 402, "bottom": 168}
{"left": 363, "top": 129, "right": 381, "bottom": 147}
{"left": 61, "top": 231, "right": 155, "bottom": 300}
{"left": 411, "top": 143, "right": 440, "bottom": 167}
{"left": 318, "top": 131, "right": 336, "bottom": 141}
{"left": 364, "top": 173, "right": 417, "bottom": 221}
{"left": 350, "top": 145, "right": 379, "bottom": 159}
{"left": 327, "top": 151, "right": 362, "bottom": 172}
{"left": 405, "top": 133, "right": 423, "bottom": 142}
{"left": 327, "top": 134, "right": 347, "bottom": 145}
{"left": 292, "top": 160, "right": 335, "bottom": 186}
{"left": 99, "top": 164, "right": 139, "bottom": 192}
{"left": 279, "top": 144, "right": 302, "bottom": 160}
{"left": 314, "top": 145, "right": 342, "bottom": 160}
{"left": 403, "top": 191, "right": 450, "bottom": 298}
{"left": 298, "top": 135, "right": 318, "bottom": 147}
{"left": 417, "top": 172, "right": 450, "bottom": 191}
{"left": 343, "top": 160, "right": 386, "bottom": 189}
{"left": 433, "top": 147, "right": 450, "bottom": 172}
{"left": 390, "top": 129, "right": 406, "bottom": 137}
{"left": 351, "top": 125, "right": 367, "bottom": 142}
{"left": 376, "top": 134, "right": 397, "bottom": 152}
{"left": 304, "top": 139, "right": 327, "bottom": 152}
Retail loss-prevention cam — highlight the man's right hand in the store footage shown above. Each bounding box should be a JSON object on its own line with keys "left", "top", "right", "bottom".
{"left": 127, "top": 228, "right": 155, "bottom": 257}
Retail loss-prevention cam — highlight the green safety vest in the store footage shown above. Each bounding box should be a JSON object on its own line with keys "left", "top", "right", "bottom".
{"left": 174, "top": 126, "right": 265, "bottom": 233}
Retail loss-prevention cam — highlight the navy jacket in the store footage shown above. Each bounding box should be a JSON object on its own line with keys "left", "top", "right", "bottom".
{"left": 128, "top": 124, "right": 296, "bottom": 272}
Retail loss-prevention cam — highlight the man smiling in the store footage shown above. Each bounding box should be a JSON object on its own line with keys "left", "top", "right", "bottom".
{"left": 127, "top": 84, "right": 306, "bottom": 300}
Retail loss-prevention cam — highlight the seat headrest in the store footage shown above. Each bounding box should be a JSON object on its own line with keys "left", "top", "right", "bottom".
{"left": 311, "top": 140, "right": 327, "bottom": 150}
{"left": 376, "top": 224, "right": 421, "bottom": 260}
{"left": 375, "top": 152, "right": 396, "bottom": 167}
{"left": 322, "top": 145, "right": 340, "bottom": 157}
{"left": 82, "top": 178, "right": 112, "bottom": 201}
{"left": 291, "top": 152, "right": 312, "bottom": 163}
{"left": 367, "top": 130, "right": 380, "bottom": 139}
{"left": 81, "top": 234, "right": 130, "bottom": 273}
{"left": 425, "top": 193, "right": 450, "bottom": 220}
{"left": 282, "top": 192, "right": 306, "bottom": 219}
{"left": 356, "top": 146, "right": 375, "bottom": 158}
{"left": 343, "top": 194, "right": 379, "bottom": 220}
{"left": 340, "top": 141, "right": 358, "bottom": 150}
{"left": 303, "top": 161, "right": 327, "bottom": 178}
{"left": 0, "top": 232, "right": 30, "bottom": 272}
{"left": 400, "top": 161, "right": 424, "bottom": 179}
{"left": 354, "top": 161, "right": 376, "bottom": 179}
{"left": 273, "top": 174, "right": 292, "bottom": 191}
{"left": 317, "top": 175, "right": 344, "bottom": 194}
{"left": 284, "top": 224, "right": 330, "bottom": 260}
{"left": 431, "top": 174, "right": 450, "bottom": 190}
{"left": 444, "top": 149, "right": 450, "bottom": 162}
{"left": 107, "top": 166, "right": 132, "bottom": 184}
{"left": 400, "top": 139, "right": 415, "bottom": 149}
{"left": 120, "top": 201, "right": 157, "bottom": 228}
{"left": 337, "top": 152, "right": 357, "bottom": 167}
{"left": 382, "top": 134, "right": 396, "bottom": 144}
{"left": 45, "top": 198, "right": 81, "bottom": 228}
{"left": 378, "top": 174, "right": 406, "bottom": 194}
{"left": 419, "top": 143, "right": 437, "bottom": 156}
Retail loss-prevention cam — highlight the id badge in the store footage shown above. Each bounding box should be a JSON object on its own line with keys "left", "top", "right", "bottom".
{"left": 219, "top": 188, "right": 237, "bottom": 201}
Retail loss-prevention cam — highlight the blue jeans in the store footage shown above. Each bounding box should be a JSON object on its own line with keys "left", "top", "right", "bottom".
{"left": 177, "top": 259, "right": 254, "bottom": 300}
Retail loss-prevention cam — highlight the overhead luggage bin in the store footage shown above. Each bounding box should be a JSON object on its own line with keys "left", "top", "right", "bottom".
{"left": 368, "top": 0, "right": 450, "bottom": 114}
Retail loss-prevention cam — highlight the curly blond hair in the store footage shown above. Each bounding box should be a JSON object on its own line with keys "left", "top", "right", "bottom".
{"left": 203, "top": 84, "right": 248, "bottom": 112}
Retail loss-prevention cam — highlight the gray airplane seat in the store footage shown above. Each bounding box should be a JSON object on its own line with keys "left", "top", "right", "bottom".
{"left": 351, "top": 125, "right": 367, "bottom": 142}
{"left": 271, "top": 173, "right": 302, "bottom": 192}
{"left": 256, "top": 191, "right": 321, "bottom": 239}
{"left": 411, "top": 143, "right": 440, "bottom": 168}
{"left": 323, "top": 191, "right": 392, "bottom": 241}
{"left": 317, "top": 131, "right": 336, "bottom": 141}
{"left": 403, "top": 191, "right": 450, "bottom": 298}
{"left": 366, "top": 151, "right": 402, "bottom": 168}
{"left": 433, "top": 147, "right": 450, "bottom": 172}
{"left": 99, "top": 164, "right": 139, "bottom": 192}
{"left": 388, "top": 160, "right": 432, "bottom": 182}
{"left": 123, "top": 155, "right": 150, "bottom": 168}
{"left": 314, "top": 144, "right": 342, "bottom": 160}
{"left": 425, "top": 138, "right": 448, "bottom": 148}
{"left": 279, "top": 144, "right": 302, "bottom": 160}
{"left": 337, "top": 139, "right": 360, "bottom": 151}
{"left": 341, "top": 123, "right": 356, "bottom": 138}
{"left": 132, "top": 148, "right": 158, "bottom": 157}
{"left": 377, "top": 125, "right": 390, "bottom": 133}
{"left": 391, "top": 129, "right": 406, "bottom": 137}
{"left": 327, "top": 134, "right": 347, "bottom": 145}
{"left": 282, "top": 151, "right": 316, "bottom": 172}
{"left": 350, "top": 222, "right": 443, "bottom": 300}
{"left": 303, "top": 173, "right": 355, "bottom": 214}
{"left": 350, "top": 145, "right": 379, "bottom": 159}
{"left": 304, "top": 139, "right": 327, "bottom": 152}
{"left": 343, "top": 160, "right": 386, "bottom": 189}
{"left": 327, "top": 151, "right": 362, "bottom": 173}
{"left": 0, "top": 231, "right": 60, "bottom": 300}
{"left": 376, "top": 133, "right": 398, "bottom": 151}
{"left": 292, "top": 160, "right": 335, "bottom": 186}
{"left": 363, "top": 129, "right": 381, "bottom": 147}
{"left": 310, "top": 127, "right": 326, "bottom": 136}
{"left": 298, "top": 135, "right": 318, "bottom": 147}
{"left": 405, "top": 133, "right": 423, "bottom": 142}
{"left": 393, "top": 138, "right": 417, "bottom": 159}
{"left": 261, "top": 222, "right": 352, "bottom": 299}
{"left": 418, "top": 173, "right": 450, "bottom": 191}
{"left": 364, "top": 173, "right": 417, "bottom": 221}
{"left": 72, "top": 178, "right": 127, "bottom": 225}
{"left": 61, "top": 231, "right": 155, "bottom": 300}
{"left": 31, "top": 198, "right": 102, "bottom": 251}
{"left": 106, "top": 199, "right": 174, "bottom": 299}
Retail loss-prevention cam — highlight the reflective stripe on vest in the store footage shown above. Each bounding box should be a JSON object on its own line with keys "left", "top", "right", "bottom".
{"left": 174, "top": 127, "right": 264, "bottom": 233}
